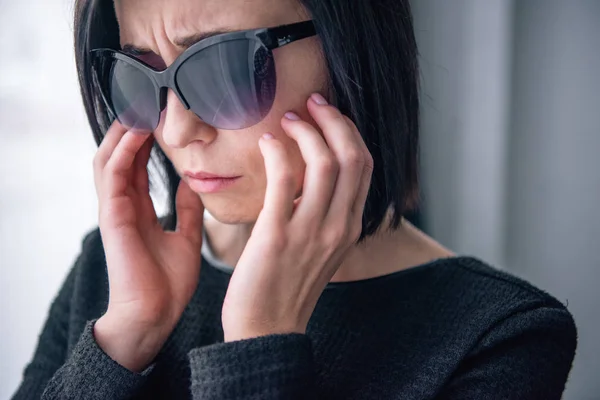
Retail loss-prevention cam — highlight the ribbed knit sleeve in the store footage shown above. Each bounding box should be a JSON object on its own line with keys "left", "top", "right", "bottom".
{"left": 188, "top": 333, "right": 317, "bottom": 400}
{"left": 38, "top": 319, "right": 155, "bottom": 399}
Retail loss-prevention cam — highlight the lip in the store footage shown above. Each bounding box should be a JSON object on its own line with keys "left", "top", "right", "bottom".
{"left": 184, "top": 173, "right": 241, "bottom": 194}
{"left": 184, "top": 171, "right": 241, "bottom": 180}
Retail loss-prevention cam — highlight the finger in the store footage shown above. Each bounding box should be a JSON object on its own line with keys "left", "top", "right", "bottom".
{"left": 343, "top": 116, "right": 374, "bottom": 216}
{"left": 257, "top": 133, "right": 297, "bottom": 224}
{"left": 280, "top": 112, "right": 338, "bottom": 224}
{"left": 133, "top": 135, "right": 159, "bottom": 226}
{"left": 94, "top": 120, "right": 129, "bottom": 170}
{"left": 133, "top": 135, "right": 155, "bottom": 196}
{"left": 175, "top": 179, "right": 204, "bottom": 247}
{"left": 103, "top": 130, "right": 152, "bottom": 200}
{"left": 305, "top": 95, "right": 364, "bottom": 222}
{"left": 342, "top": 115, "right": 371, "bottom": 163}
{"left": 93, "top": 120, "right": 128, "bottom": 193}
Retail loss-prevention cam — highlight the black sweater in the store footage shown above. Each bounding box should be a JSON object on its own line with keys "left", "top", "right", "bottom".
{"left": 11, "top": 227, "right": 577, "bottom": 399}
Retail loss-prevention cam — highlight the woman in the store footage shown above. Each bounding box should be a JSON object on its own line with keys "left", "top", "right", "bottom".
{"left": 12, "top": 0, "right": 577, "bottom": 399}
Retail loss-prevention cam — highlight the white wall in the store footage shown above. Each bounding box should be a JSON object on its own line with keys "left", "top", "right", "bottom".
{"left": 0, "top": 1, "right": 98, "bottom": 397}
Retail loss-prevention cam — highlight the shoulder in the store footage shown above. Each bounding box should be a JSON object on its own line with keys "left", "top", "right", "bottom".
{"left": 354, "top": 255, "right": 578, "bottom": 359}
{"left": 431, "top": 258, "right": 578, "bottom": 397}
{"left": 319, "top": 256, "right": 577, "bottom": 397}
{"left": 427, "top": 256, "right": 574, "bottom": 316}
{"left": 437, "top": 256, "right": 571, "bottom": 311}
{"left": 422, "top": 256, "right": 577, "bottom": 353}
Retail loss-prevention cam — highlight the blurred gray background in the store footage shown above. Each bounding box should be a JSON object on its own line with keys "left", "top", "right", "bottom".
{"left": 1, "top": 0, "right": 598, "bottom": 399}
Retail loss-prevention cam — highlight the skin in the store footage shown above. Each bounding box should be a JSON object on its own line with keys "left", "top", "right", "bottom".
{"left": 94, "top": 0, "right": 454, "bottom": 373}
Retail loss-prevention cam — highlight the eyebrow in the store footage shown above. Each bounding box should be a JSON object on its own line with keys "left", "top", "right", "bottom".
{"left": 122, "top": 29, "right": 235, "bottom": 55}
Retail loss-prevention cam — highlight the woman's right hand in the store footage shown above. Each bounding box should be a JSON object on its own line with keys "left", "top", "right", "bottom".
{"left": 92, "top": 121, "right": 205, "bottom": 372}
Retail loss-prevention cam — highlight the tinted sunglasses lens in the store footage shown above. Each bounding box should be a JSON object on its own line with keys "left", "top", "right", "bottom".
{"left": 111, "top": 60, "right": 161, "bottom": 132}
{"left": 176, "top": 39, "right": 276, "bottom": 130}
{"left": 95, "top": 54, "right": 160, "bottom": 132}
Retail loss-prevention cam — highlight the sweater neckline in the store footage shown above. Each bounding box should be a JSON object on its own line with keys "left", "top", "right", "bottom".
{"left": 201, "top": 249, "right": 475, "bottom": 291}
{"left": 200, "top": 223, "right": 478, "bottom": 290}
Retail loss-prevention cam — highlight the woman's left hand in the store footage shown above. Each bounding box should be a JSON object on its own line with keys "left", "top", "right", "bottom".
{"left": 222, "top": 93, "right": 374, "bottom": 342}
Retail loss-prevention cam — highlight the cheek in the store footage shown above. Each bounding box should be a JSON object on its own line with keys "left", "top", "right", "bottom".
{"left": 270, "top": 39, "right": 330, "bottom": 115}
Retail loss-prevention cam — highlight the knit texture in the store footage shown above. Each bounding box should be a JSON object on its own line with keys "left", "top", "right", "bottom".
{"left": 11, "top": 227, "right": 577, "bottom": 399}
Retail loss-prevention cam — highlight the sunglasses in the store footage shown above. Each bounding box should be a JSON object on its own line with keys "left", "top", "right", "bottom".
{"left": 90, "top": 20, "right": 316, "bottom": 132}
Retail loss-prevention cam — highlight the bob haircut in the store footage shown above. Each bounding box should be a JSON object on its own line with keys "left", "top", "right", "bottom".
{"left": 74, "top": 0, "right": 420, "bottom": 243}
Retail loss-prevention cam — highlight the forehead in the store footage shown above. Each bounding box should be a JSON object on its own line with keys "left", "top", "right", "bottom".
{"left": 114, "top": 0, "right": 305, "bottom": 48}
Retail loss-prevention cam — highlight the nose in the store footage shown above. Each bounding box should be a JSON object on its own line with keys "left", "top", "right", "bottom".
{"left": 159, "top": 89, "right": 217, "bottom": 149}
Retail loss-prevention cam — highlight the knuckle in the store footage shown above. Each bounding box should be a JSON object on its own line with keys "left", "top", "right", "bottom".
{"left": 274, "top": 170, "right": 296, "bottom": 187}
{"left": 121, "top": 146, "right": 137, "bottom": 162}
{"left": 93, "top": 153, "right": 104, "bottom": 170}
{"left": 324, "top": 106, "right": 342, "bottom": 120}
{"left": 316, "top": 155, "right": 338, "bottom": 175}
{"left": 323, "top": 226, "right": 347, "bottom": 247}
{"left": 351, "top": 222, "right": 363, "bottom": 242}
{"left": 264, "top": 230, "right": 289, "bottom": 251}
{"left": 293, "top": 229, "right": 311, "bottom": 246}
{"left": 97, "top": 205, "right": 114, "bottom": 227}
{"left": 101, "top": 171, "right": 112, "bottom": 187}
{"left": 341, "top": 149, "right": 364, "bottom": 168}
{"left": 342, "top": 115, "right": 355, "bottom": 127}
{"left": 365, "top": 153, "right": 375, "bottom": 170}
{"left": 103, "top": 160, "right": 116, "bottom": 176}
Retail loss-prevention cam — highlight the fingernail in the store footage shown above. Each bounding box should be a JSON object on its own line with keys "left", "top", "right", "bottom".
{"left": 284, "top": 111, "right": 301, "bottom": 121}
{"left": 311, "top": 93, "right": 328, "bottom": 105}
{"left": 262, "top": 133, "right": 274, "bottom": 140}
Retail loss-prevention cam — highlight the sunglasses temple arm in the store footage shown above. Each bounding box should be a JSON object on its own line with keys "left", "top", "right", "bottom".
{"left": 267, "top": 21, "right": 317, "bottom": 49}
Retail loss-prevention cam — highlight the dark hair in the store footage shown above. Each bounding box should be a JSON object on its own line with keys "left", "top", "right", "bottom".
{"left": 74, "top": 0, "right": 420, "bottom": 243}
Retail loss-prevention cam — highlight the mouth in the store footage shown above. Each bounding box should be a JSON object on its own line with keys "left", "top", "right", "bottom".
{"left": 184, "top": 170, "right": 241, "bottom": 180}
{"left": 184, "top": 170, "right": 242, "bottom": 193}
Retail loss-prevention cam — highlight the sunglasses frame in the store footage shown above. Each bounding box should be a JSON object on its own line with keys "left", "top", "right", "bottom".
{"left": 90, "top": 20, "right": 317, "bottom": 130}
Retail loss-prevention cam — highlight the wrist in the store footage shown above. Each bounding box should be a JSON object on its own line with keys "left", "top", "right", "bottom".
{"left": 94, "top": 313, "right": 172, "bottom": 373}
{"left": 224, "top": 324, "right": 306, "bottom": 342}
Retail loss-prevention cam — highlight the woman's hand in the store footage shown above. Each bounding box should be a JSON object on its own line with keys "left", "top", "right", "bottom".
{"left": 92, "top": 122, "right": 204, "bottom": 372}
{"left": 222, "top": 93, "right": 374, "bottom": 342}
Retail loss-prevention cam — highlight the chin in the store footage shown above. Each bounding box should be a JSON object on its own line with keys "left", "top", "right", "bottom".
{"left": 203, "top": 201, "right": 262, "bottom": 225}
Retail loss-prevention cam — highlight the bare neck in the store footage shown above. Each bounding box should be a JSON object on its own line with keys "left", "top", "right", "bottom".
{"left": 203, "top": 209, "right": 455, "bottom": 282}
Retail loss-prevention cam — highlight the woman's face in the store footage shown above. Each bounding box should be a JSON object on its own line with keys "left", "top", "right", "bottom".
{"left": 114, "top": 0, "right": 330, "bottom": 224}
